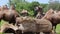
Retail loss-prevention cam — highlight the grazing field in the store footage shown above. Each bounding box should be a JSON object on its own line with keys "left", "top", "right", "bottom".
{"left": 56, "top": 24, "right": 60, "bottom": 34}
{"left": 0, "top": 20, "right": 60, "bottom": 34}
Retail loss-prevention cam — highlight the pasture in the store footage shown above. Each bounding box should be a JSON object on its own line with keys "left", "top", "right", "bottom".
{"left": 56, "top": 24, "right": 60, "bottom": 34}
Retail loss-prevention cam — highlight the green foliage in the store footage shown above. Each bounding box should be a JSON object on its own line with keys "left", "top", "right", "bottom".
{"left": 8, "top": 0, "right": 60, "bottom": 16}
{"left": 40, "top": 4, "right": 48, "bottom": 13}
{"left": 8, "top": 0, "right": 41, "bottom": 16}
{"left": 56, "top": 24, "right": 60, "bottom": 33}
{"left": 29, "top": 1, "right": 40, "bottom": 11}
{"left": 28, "top": 10, "right": 34, "bottom": 17}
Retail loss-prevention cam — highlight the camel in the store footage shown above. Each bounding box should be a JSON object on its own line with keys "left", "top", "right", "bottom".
{"left": 42, "top": 8, "right": 60, "bottom": 34}
{"left": 34, "top": 6, "right": 44, "bottom": 19}
{"left": 15, "top": 17, "right": 53, "bottom": 34}
{"left": 2, "top": 5, "right": 20, "bottom": 25}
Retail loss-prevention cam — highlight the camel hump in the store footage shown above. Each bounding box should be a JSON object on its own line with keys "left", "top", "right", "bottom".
{"left": 46, "top": 8, "right": 54, "bottom": 14}
{"left": 36, "top": 19, "right": 52, "bottom": 32}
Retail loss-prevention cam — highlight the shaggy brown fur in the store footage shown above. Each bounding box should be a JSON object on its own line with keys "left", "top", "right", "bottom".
{"left": 42, "top": 9, "right": 54, "bottom": 20}
{"left": 42, "top": 9, "right": 60, "bottom": 33}
{"left": 16, "top": 17, "right": 52, "bottom": 34}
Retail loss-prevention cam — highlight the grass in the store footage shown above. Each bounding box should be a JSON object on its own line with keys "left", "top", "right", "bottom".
{"left": 0, "top": 20, "right": 60, "bottom": 34}
{"left": 56, "top": 24, "right": 60, "bottom": 34}
{"left": 0, "top": 32, "right": 5, "bottom": 34}
{"left": 0, "top": 32, "right": 2, "bottom": 34}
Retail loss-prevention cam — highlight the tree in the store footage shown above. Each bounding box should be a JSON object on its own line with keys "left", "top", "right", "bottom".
{"left": 48, "top": 0, "right": 60, "bottom": 11}
{"left": 29, "top": 1, "right": 40, "bottom": 11}
{"left": 40, "top": 4, "right": 48, "bottom": 13}
{"left": 8, "top": 0, "right": 48, "bottom": 16}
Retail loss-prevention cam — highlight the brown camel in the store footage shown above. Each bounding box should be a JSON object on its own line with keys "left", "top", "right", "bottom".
{"left": 2, "top": 5, "right": 20, "bottom": 25}
{"left": 51, "top": 11, "right": 60, "bottom": 29}
{"left": 42, "top": 8, "right": 54, "bottom": 20}
{"left": 34, "top": 6, "right": 44, "bottom": 19}
{"left": 15, "top": 17, "right": 53, "bottom": 34}
{"left": 42, "top": 8, "right": 60, "bottom": 34}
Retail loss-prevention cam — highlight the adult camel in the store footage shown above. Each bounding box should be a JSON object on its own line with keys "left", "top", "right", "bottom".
{"left": 3, "top": 5, "right": 20, "bottom": 25}
{"left": 34, "top": 6, "right": 45, "bottom": 19}
{"left": 15, "top": 17, "right": 53, "bottom": 34}
{"left": 42, "top": 8, "right": 60, "bottom": 34}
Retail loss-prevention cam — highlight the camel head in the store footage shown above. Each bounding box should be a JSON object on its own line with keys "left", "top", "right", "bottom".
{"left": 10, "top": 4, "right": 15, "bottom": 10}
{"left": 2, "top": 5, "right": 8, "bottom": 10}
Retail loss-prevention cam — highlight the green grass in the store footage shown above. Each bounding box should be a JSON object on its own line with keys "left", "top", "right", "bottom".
{"left": 0, "top": 32, "right": 4, "bottom": 34}
{"left": 56, "top": 24, "right": 60, "bottom": 34}
{"left": 0, "top": 32, "right": 2, "bottom": 34}
{"left": 0, "top": 20, "right": 7, "bottom": 26}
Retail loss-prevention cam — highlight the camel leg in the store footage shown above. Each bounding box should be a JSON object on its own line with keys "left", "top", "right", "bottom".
{"left": 35, "top": 32, "right": 40, "bottom": 34}
{"left": 55, "top": 26, "right": 57, "bottom": 34}
{"left": 32, "top": 32, "right": 39, "bottom": 34}
{"left": 35, "top": 32, "right": 44, "bottom": 34}
{"left": 50, "top": 30, "right": 55, "bottom": 34}
{"left": 0, "top": 20, "right": 2, "bottom": 32}
{"left": 0, "top": 20, "right": 1, "bottom": 27}
{"left": 53, "top": 26, "right": 56, "bottom": 34}
{"left": 40, "top": 32, "right": 44, "bottom": 34}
